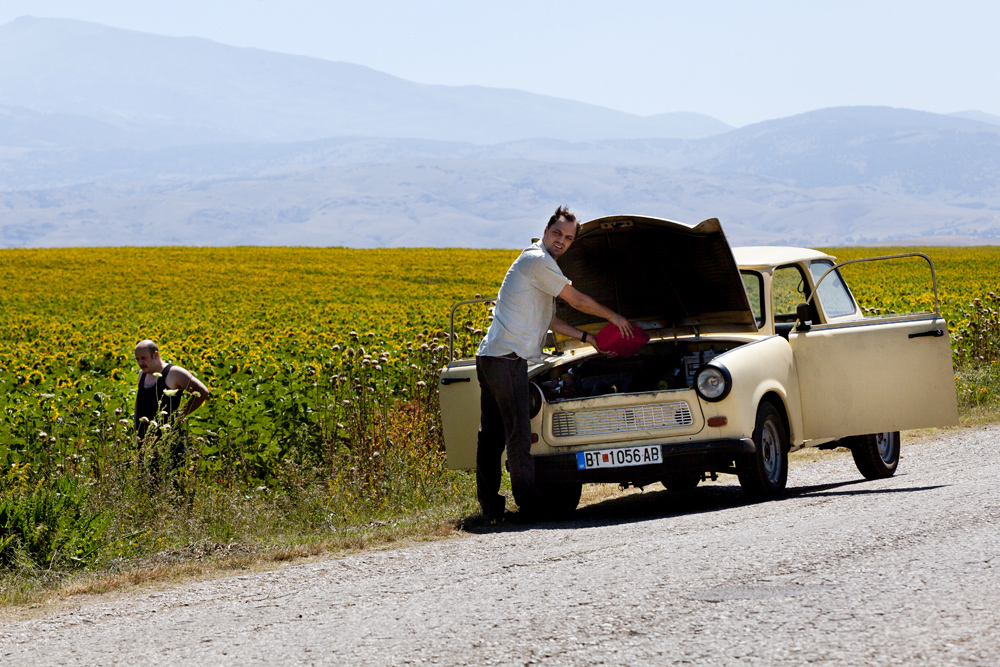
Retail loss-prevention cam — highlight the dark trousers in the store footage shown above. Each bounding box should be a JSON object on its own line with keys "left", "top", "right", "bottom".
{"left": 476, "top": 354, "right": 540, "bottom": 514}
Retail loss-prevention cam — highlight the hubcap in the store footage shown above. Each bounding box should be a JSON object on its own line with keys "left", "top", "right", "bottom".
{"left": 876, "top": 432, "right": 894, "bottom": 463}
{"left": 761, "top": 418, "right": 781, "bottom": 482}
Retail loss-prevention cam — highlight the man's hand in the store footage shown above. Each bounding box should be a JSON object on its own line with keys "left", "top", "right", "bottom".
{"left": 589, "top": 335, "right": 616, "bottom": 357}
{"left": 558, "top": 285, "right": 634, "bottom": 339}
{"left": 608, "top": 313, "right": 634, "bottom": 338}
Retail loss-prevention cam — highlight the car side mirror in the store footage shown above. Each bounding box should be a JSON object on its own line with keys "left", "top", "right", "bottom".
{"left": 795, "top": 302, "right": 812, "bottom": 332}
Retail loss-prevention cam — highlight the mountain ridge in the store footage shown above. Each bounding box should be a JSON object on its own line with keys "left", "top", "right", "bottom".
{"left": 0, "top": 16, "right": 734, "bottom": 145}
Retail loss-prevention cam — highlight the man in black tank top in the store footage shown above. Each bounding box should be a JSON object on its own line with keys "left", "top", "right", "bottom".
{"left": 133, "top": 340, "right": 210, "bottom": 457}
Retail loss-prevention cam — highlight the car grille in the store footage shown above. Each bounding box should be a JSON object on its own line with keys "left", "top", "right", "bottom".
{"left": 550, "top": 401, "right": 694, "bottom": 438}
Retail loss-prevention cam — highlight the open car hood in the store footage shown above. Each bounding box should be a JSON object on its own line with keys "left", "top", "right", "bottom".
{"left": 554, "top": 215, "right": 757, "bottom": 344}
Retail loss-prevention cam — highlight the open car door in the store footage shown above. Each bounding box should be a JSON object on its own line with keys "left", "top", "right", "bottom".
{"left": 790, "top": 256, "right": 959, "bottom": 440}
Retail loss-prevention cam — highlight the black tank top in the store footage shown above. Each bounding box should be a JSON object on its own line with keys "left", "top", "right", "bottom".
{"left": 134, "top": 363, "right": 183, "bottom": 437}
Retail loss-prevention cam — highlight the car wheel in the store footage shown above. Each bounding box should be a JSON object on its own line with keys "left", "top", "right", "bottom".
{"left": 661, "top": 471, "right": 701, "bottom": 493}
{"left": 736, "top": 401, "right": 789, "bottom": 501}
{"left": 848, "top": 431, "right": 900, "bottom": 479}
{"left": 537, "top": 479, "right": 582, "bottom": 518}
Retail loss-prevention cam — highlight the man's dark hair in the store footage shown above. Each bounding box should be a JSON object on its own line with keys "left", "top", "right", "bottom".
{"left": 546, "top": 205, "right": 579, "bottom": 232}
{"left": 135, "top": 339, "right": 159, "bottom": 355}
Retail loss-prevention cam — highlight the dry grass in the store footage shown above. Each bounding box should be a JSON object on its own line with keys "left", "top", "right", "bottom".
{"left": 957, "top": 406, "right": 1000, "bottom": 428}
{"left": 789, "top": 445, "right": 852, "bottom": 466}
{"left": 579, "top": 482, "right": 646, "bottom": 506}
{"left": 0, "top": 515, "right": 464, "bottom": 619}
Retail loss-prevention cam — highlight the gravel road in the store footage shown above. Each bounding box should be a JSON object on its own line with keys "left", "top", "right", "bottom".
{"left": 3, "top": 426, "right": 998, "bottom": 666}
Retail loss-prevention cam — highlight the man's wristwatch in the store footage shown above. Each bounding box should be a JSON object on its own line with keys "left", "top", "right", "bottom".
{"left": 580, "top": 331, "right": 589, "bottom": 344}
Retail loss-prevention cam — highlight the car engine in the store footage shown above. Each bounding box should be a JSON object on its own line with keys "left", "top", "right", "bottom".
{"left": 534, "top": 340, "right": 742, "bottom": 402}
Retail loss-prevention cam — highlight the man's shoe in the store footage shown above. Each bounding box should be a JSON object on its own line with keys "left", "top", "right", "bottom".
{"left": 507, "top": 499, "right": 546, "bottom": 523}
{"left": 480, "top": 494, "right": 506, "bottom": 521}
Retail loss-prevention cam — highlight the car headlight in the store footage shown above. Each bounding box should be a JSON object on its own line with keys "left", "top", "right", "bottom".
{"left": 695, "top": 364, "right": 731, "bottom": 402}
{"left": 529, "top": 382, "right": 544, "bottom": 418}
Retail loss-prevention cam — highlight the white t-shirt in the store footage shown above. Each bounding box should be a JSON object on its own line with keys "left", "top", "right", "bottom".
{"left": 477, "top": 241, "right": 572, "bottom": 362}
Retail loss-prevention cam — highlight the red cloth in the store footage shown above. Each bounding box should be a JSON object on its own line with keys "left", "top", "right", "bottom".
{"left": 594, "top": 323, "right": 649, "bottom": 357}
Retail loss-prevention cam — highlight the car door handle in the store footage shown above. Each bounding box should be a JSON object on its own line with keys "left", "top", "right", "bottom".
{"left": 908, "top": 329, "right": 944, "bottom": 339}
{"left": 440, "top": 377, "right": 472, "bottom": 385}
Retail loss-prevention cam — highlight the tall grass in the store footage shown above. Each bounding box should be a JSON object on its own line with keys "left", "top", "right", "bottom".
{"left": 952, "top": 292, "right": 1000, "bottom": 417}
{"left": 0, "top": 331, "right": 483, "bottom": 601}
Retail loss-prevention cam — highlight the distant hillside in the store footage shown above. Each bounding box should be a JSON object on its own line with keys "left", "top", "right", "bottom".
{"left": 5, "top": 107, "right": 998, "bottom": 202}
{"left": 0, "top": 105, "right": 143, "bottom": 149}
{"left": 682, "top": 107, "right": 1000, "bottom": 196}
{"left": 3, "top": 159, "right": 997, "bottom": 249}
{"left": 951, "top": 110, "right": 1000, "bottom": 126}
{"left": 0, "top": 16, "right": 732, "bottom": 145}
{"left": 2, "top": 105, "right": 999, "bottom": 248}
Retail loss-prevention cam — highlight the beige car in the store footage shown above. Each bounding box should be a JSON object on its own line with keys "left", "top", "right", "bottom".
{"left": 439, "top": 215, "right": 959, "bottom": 513}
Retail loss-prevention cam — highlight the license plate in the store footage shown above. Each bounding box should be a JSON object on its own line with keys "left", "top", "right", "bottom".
{"left": 576, "top": 445, "right": 662, "bottom": 470}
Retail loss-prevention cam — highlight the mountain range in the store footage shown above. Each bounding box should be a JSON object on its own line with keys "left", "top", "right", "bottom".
{"left": 1, "top": 16, "right": 998, "bottom": 249}
{"left": 0, "top": 16, "right": 732, "bottom": 146}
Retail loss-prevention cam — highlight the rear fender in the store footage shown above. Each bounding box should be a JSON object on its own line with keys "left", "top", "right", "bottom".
{"left": 439, "top": 361, "right": 479, "bottom": 470}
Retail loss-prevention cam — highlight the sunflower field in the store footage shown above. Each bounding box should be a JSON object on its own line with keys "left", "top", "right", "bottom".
{"left": 0, "top": 244, "right": 998, "bottom": 581}
{"left": 0, "top": 247, "right": 513, "bottom": 580}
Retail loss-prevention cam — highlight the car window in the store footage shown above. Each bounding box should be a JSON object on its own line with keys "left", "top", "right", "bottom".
{"left": 772, "top": 264, "right": 810, "bottom": 322}
{"left": 809, "top": 260, "right": 857, "bottom": 318}
{"left": 740, "top": 270, "right": 764, "bottom": 328}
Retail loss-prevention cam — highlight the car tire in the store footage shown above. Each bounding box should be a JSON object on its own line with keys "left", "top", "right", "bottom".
{"left": 537, "top": 479, "right": 582, "bottom": 518}
{"left": 661, "top": 472, "right": 701, "bottom": 493}
{"left": 736, "top": 401, "right": 789, "bottom": 501}
{"left": 848, "top": 431, "right": 900, "bottom": 479}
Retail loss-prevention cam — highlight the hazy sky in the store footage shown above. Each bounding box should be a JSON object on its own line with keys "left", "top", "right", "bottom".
{"left": 1, "top": 0, "right": 997, "bottom": 127}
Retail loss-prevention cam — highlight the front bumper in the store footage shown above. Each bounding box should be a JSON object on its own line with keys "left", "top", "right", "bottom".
{"left": 533, "top": 437, "right": 755, "bottom": 484}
